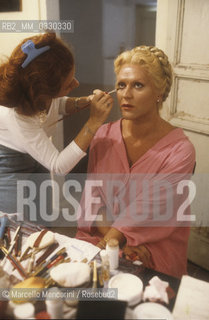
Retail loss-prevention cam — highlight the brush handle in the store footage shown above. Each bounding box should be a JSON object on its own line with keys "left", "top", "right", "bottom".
{"left": 0, "top": 216, "right": 8, "bottom": 239}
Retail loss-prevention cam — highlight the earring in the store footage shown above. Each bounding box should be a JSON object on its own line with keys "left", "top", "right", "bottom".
{"left": 157, "top": 98, "right": 160, "bottom": 103}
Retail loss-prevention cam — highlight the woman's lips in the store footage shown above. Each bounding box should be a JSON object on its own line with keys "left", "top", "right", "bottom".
{"left": 121, "top": 104, "right": 134, "bottom": 110}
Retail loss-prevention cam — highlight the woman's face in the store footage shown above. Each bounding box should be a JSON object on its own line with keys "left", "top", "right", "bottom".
{"left": 116, "top": 64, "right": 160, "bottom": 121}
{"left": 56, "top": 65, "right": 79, "bottom": 97}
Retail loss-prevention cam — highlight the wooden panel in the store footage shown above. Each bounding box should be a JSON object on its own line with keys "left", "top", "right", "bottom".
{"left": 180, "top": 0, "right": 209, "bottom": 66}
{"left": 170, "top": 76, "right": 209, "bottom": 134}
{"left": 171, "top": 77, "right": 209, "bottom": 119}
{"left": 165, "top": 0, "right": 209, "bottom": 135}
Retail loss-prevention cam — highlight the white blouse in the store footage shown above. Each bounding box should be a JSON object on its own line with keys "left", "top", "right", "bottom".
{"left": 0, "top": 97, "right": 86, "bottom": 175}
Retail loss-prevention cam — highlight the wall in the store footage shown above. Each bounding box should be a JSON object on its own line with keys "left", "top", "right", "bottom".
{"left": 0, "top": 0, "right": 60, "bottom": 55}
{"left": 102, "top": 0, "right": 135, "bottom": 87}
{"left": 0, "top": 0, "right": 40, "bottom": 56}
{"left": 59, "top": 0, "right": 103, "bottom": 87}
{"left": 135, "top": 4, "right": 156, "bottom": 46}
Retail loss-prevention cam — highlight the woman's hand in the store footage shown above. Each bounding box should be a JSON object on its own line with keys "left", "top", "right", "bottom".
{"left": 96, "top": 227, "right": 126, "bottom": 250}
{"left": 96, "top": 238, "right": 107, "bottom": 249}
{"left": 123, "top": 244, "right": 155, "bottom": 269}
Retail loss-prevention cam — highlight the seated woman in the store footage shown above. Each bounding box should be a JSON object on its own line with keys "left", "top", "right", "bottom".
{"left": 76, "top": 46, "right": 196, "bottom": 278}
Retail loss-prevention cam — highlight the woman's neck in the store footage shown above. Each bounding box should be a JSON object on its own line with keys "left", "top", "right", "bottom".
{"left": 122, "top": 114, "right": 161, "bottom": 139}
{"left": 121, "top": 115, "right": 174, "bottom": 142}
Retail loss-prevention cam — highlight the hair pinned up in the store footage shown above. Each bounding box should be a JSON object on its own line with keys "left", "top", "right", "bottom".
{"left": 0, "top": 32, "right": 74, "bottom": 116}
{"left": 114, "top": 45, "right": 173, "bottom": 104}
{"left": 21, "top": 40, "right": 50, "bottom": 68}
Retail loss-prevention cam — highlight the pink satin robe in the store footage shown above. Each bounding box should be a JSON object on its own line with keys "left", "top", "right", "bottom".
{"left": 76, "top": 119, "right": 196, "bottom": 278}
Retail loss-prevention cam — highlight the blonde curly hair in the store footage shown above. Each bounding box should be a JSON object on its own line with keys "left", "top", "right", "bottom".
{"left": 114, "top": 46, "right": 173, "bottom": 103}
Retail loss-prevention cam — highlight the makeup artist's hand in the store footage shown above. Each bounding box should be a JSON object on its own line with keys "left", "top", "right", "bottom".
{"left": 73, "top": 90, "right": 113, "bottom": 152}
{"left": 76, "top": 95, "right": 94, "bottom": 111}
{"left": 89, "top": 90, "right": 113, "bottom": 126}
{"left": 93, "top": 89, "right": 103, "bottom": 95}
{"left": 123, "top": 244, "right": 155, "bottom": 269}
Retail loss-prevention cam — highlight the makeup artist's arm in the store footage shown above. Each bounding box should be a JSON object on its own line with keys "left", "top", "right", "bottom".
{"left": 64, "top": 87, "right": 113, "bottom": 115}
{"left": 65, "top": 96, "right": 92, "bottom": 115}
{"left": 74, "top": 91, "right": 113, "bottom": 152}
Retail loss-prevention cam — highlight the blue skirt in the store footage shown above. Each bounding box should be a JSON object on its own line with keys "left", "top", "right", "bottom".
{"left": 0, "top": 144, "right": 50, "bottom": 215}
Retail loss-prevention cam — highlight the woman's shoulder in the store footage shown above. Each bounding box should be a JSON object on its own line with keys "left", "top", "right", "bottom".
{"left": 158, "top": 127, "right": 195, "bottom": 161}
{"left": 165, "top": 127, "right": 195, "bottom": 151}
{"left": 157, "top": 119, "right": 194, "bottom": 150}
{"left": 95, "top": 119, "right": 121, "bottom": 138}
{"left": 157, "top": 127, "right": 196, "bottom": 173}
{"left": 174, "top": 128, "right": 196, "bottom": 159}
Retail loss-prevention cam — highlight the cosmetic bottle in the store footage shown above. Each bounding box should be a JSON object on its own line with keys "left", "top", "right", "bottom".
{"left": 13, "top": 302, "right": 35, "bottom": 319}
{"left": 45, "top": 287, "right": 63, "bottom": 319}
{"left": 99, "top": 250, "right": 110, "bottom": 287}
{"left": 106, "top": 239, "right": 119, "bottom": 270}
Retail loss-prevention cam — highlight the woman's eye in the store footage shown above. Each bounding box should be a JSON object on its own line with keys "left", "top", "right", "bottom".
{"left": 117, "top": 82, "right": 126, "bottom": 89}
{"left": 135, "top": 82, "right": 143, "bottom": 89}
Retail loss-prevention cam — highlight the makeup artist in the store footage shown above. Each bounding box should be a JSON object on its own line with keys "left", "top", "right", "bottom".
{"left": 0, "top": 32, "right": 113, "bottom": 213}
{"left": 76, "top": 45, "right": 196, "bottom": 278}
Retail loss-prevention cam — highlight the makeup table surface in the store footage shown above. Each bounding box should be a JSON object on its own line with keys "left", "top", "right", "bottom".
{"left": 117, "top": 257, "right": 180, "bottom": 311}
{"left": 32, "top": 256, "right": 180, "bottom": 319}
{"left": 0, "top": 215, "right": 208, "bottom": 319}
{"left": 0, "top": 225, "right": 180, "bottom": 318}
{"left": 2, "top": 238, "right": 209, "bottom": 320}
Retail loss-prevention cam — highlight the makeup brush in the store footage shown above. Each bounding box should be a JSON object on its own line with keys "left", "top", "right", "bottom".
{"left": 107, "top": 89, "right": 117, "bottom": 94}
{"left": 92, "top": 260, "right": 97, "bottom": 289}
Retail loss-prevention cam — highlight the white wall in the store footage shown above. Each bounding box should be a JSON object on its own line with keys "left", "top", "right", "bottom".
{"left": 0, "top": 0, "right": 39, "bottom": 56}
{"left": 0, "top": 0, "right": 60, "bottom": 54}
